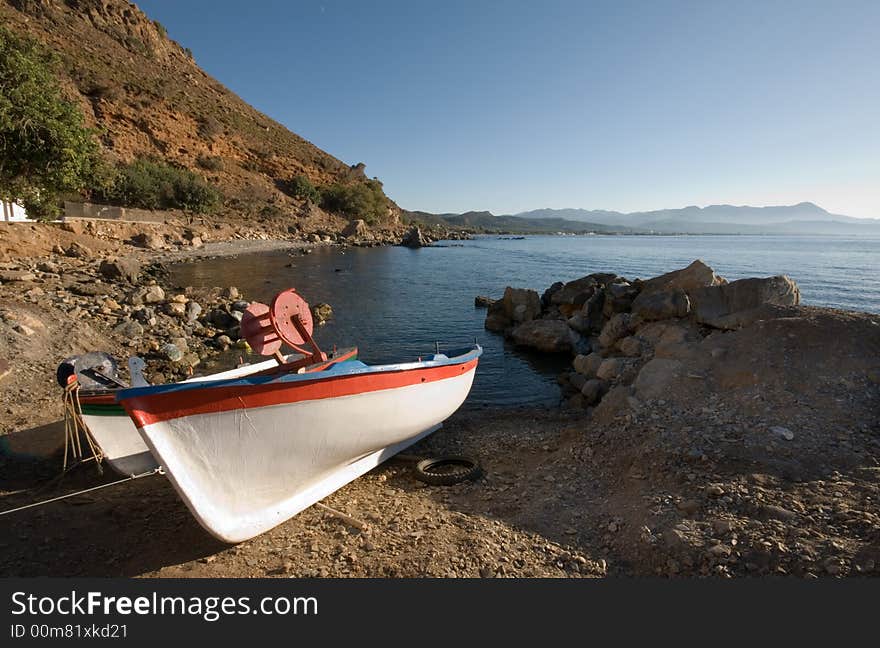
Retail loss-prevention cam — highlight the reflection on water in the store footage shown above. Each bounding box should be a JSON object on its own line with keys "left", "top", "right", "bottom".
{"left": 169, "top": 234, "right": 880, "bottom": 408}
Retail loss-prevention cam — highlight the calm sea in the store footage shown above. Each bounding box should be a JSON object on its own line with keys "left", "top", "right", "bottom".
{"left": 170, "top": 235, "right": 880, "bottom": 408}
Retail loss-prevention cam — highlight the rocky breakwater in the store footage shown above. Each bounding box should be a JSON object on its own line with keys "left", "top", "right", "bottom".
{"left": 483, "top": 260, "right": 803, "bottom": 410}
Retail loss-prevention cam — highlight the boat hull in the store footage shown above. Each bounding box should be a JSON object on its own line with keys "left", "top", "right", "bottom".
{"left": 120, "top": 351, "right": 480, "bottom": 543}
{"left": 76, "top": 350, "right": 357, "bottom": 476}
{"left": 78, "top": 402, "right": 158, "bottom": 475}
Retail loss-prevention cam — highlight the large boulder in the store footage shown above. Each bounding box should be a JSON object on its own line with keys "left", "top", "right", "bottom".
{"left": 567, "top": 290, "right": 607, "bottom": 334}
{"left": 113, "top": 319, "right": 144, "bottom": 338}
{"left": 0, "top": 270, "right": 36, "bottom": 282}
{"left": 99, "top": 257, "right": 141, "bottom": 283}
{"left": 569, "top": 372, "right": 588, "bottom": 392}
{"left": 65, "top": 242, "right": 92, "bottom": 258}
{"left": 342, "top": 219, "right": 369, "bottom": 239}
{"left": 484, "top": 299, "right": 511, "bottom": 332}
{"left": 634, "top": 358, "right": 683, "bottom": 399}
{"left": 695, "top": 302, "right": 802, "bottom": 331}
{"left": 541, "top": 281, "right": 564, "bottom": 307}
{"left": 510, "top": 319, "right": 573, "bottom": 353}
{"left": 631, "top": 288, "right": 690, "bottom": 321}
{"left": 550, "top": 276, "right": 598, "bottom": 307}
{"left": 582, "top": 289, "right": 606, "bottom": 332}
{"left": 653, "top": 324, "right": 699, "bottom": 359}
{"left": 502, "top": 287, "right": 542, "bottom": 323}
{"left": 550, "top": 273, "right": 617, "bottom": 315}
{"left": 573, "top": 352, "right": 603, "bottom": 377}
{"left": 474, "top": 296, "right": 495, "bottom": 308}
{"left": 161, "top": 342, "right": 184, "bottom": 362}
{"left": 598, "top": 312, "right": 632, "bottom": 348}
{"left": 205, "top": 307, "right": 238, "bottom": 329}
{"left": 132, "top": 233, "right": 165, "bottom": 250}
{"left": 401, "top": 226, "right": 431, "bottom": 248}
{"left": 185, "top": 301, "right": 202, "bottom": 322}
{"left": 617, "top": 335, "right": 647, "bottom": 357}
{"left": 128, "top": 285, "right": 165, "bottom": 305}
{"left": 591, "top": 385, "right": 636, "bottom": 423}
{"left": 580, "top": 378, "right": 606, "bottom": 404}
{"left": 603, "top": 281, "right": 639, "bottom": 316}
{"left": 596, "top": 357, "right": 640, "bottom": 382}
{"left": 638, "top": 260, "right": 725, "bottom": 296}
{"left": 567, "top": 311, "right": 588, "bottom": 334}
{"left": 690, "top": 276, "right": 800, "bottom": 329}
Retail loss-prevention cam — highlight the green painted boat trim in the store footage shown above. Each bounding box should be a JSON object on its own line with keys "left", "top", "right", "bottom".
{"left": 80, "top": 404, "right": 126, "bottom": 417}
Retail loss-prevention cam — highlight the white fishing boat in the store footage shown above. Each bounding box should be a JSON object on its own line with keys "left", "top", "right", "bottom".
{"left": 72, "top": 350, "right": 357, "bottom": 476}
{"left": 114, "top": 288, "right": 481, "bottom": 543}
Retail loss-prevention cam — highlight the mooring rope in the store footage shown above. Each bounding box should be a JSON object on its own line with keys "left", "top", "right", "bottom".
{"left": 62, "top": 381, "right": 104, "bottom": 475}
{"left": 0, "top": 468, "right": 161, "bottom": 517}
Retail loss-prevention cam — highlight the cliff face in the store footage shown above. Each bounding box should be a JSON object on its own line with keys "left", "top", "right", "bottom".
{"left": 1, "top": 0, "right": 399, "bottom": 226}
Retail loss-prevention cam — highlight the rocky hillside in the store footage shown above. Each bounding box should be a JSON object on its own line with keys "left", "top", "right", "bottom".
{"left": 1, "top": 0, "right": 399, "bottom": 230}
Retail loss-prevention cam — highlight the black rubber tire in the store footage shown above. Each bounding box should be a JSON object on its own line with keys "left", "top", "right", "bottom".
{"left": 414, "top": 455, "right": 481, "bottom": 486}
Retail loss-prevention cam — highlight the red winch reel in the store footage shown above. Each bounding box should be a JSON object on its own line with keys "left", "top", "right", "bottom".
{"left": 240, "top": 288, "right": 327, "bottom": 368}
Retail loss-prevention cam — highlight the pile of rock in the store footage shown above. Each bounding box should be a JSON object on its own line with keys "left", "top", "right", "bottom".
{"left": 401, "top": 225, "right": 433, "bottom": 248}
{"left": 109, "top": 277, "right": 254, "bottom": 379}
{"left": 483, "top": 260, "right": 801, "bottom": 410}
{"left": 2, "top": 247, "right": 265, "bottom": 382}
{"left": 397, "top": 224, "right": 471, "bottom": 248}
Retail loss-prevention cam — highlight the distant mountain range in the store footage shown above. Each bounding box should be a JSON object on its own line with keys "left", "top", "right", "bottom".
{"left": 404, "top": 210, "right": 631, "bottom": 234}
{"left": 407, "top": 202, "right": 880, "bottom": 235}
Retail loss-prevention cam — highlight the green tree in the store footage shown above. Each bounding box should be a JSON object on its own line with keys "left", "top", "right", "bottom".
{"left": 96, "top": 158, "right": 221, "bottom": 213}
{"left": 320, "top": 179, "right": 389, "bottom": 224}
{"left": 0, "top": 26, "right": 98, "bottom": 217}
{"left": 288, "top": 174, "right": 320, "bottom": 203}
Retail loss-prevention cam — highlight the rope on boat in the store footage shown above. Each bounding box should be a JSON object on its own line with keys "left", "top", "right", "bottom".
{"left": 0, "top": 468, "right": 161, "bottom": 517}
{"left": 62, "top": 381, "right": 104, "bottom": 475}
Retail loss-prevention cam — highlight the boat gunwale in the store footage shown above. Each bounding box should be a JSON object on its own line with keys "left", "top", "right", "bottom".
{"left": 115, "top": 345, "right": 482, "bottom": 403}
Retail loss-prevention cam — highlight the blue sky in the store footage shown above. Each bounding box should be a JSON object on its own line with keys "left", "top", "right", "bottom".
{"left": 138, "top": 0, "right": 879, "bottom": 217}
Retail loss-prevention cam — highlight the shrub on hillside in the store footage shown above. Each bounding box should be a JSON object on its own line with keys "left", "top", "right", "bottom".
{"left": 319, "top": 179, "right": 388, "bottom": 224}
{"left": 259, "top": 204, "right": 284, "bottom": 219}
{"left": 96, "top": 158, "right": 221, "bottom": 213}
{"left": 288, "top": 174, "right": 320, "bottom": 203}
{"left": 196, "top": 154, "right": 223, "bottom": 171}
{"left": 197, "top": 115, "right": 222, "bottom": 140}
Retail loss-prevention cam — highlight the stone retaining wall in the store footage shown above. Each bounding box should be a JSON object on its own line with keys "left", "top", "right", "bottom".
{"left": 63, "top": 201, "right": 169, "bottom": 224}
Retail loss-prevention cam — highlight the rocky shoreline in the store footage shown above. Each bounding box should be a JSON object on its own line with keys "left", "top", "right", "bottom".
{"left": 1, "top": 228, "right": 879, "bottom": 578}
{"left": 478, "top": 261, "right": 880, "bottom": 576}
{"left": 481, "top": 259, "right": 804, "bottom": 413}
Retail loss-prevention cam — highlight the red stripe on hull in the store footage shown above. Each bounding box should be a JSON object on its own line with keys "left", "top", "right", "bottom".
{"left": 122, "top": 359, "right": 479, "bottom": 427}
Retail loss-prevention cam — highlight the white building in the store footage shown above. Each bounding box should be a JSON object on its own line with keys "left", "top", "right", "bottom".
{"left": 1, "top": 200, "right": 28, "bottom": 222}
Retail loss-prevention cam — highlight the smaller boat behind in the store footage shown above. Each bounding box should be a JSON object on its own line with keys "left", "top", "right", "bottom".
{"left": 116, "top": 288, "right": 482, "bottom": 543}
